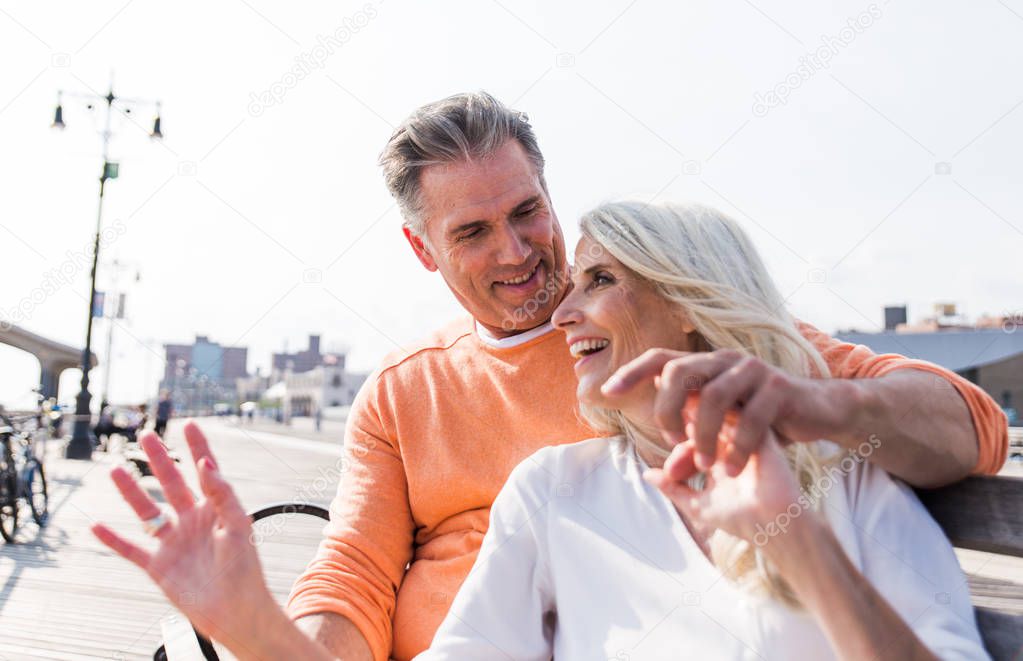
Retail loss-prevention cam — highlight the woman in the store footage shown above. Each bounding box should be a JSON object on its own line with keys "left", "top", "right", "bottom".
{"left": 416, "top": 201, "right": 986, "bottom": 659}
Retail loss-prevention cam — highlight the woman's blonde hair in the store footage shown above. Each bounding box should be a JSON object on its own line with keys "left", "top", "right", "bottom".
{"left": 578, "top": 200, "right": 832, "bottom": 606}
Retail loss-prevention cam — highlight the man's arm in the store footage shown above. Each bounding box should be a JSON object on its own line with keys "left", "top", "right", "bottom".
{"left": 294, "top": 613, "right": 373, "bottom": 661}
{"left": 826, "top": 369, "right": 974, "bottom": 486}
{"left": 799, "top": 320, "right": 1008, "bottom": 485}
{"left": 286, "top": 370, "right": 415, "bottom": 661}
{"left": 602, "top": 323, "right": 1008, "bottom": 489}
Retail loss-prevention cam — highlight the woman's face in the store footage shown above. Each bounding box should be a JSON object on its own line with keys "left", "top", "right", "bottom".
{"left": 552, "top": 235, "right": 697, "bottom": 409}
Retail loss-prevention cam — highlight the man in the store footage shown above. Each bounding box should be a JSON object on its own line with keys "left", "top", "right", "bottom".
{"left": 155, "top": 390, "right": 173, "bottom": 438}
{"left": 286, "top": 92, "right": 1007, "bottom": 661}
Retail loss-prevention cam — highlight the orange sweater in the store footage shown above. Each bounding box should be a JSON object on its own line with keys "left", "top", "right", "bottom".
{"left": 286, "top": 317, "right": 1007, "bottom": 661}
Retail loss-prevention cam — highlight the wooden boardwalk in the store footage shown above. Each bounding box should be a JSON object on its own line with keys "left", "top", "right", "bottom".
{"left": 0, "top": 418, "right": 1020, "bottom": 659}
{"left": 0, "top": 418, "right": 342, "bottom": 660}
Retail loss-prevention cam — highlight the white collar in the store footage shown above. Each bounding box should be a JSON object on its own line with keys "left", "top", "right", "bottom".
{"left": 475, "top": 320, "right": 557, "bottom": 349}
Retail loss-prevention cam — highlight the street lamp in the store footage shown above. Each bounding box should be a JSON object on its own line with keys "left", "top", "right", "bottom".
{"left": 53, "top": 79, "right": 164, "bottom": 460}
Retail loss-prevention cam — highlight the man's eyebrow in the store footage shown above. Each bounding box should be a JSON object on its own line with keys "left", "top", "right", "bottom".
{"left": 447, "top": 194, "right": 543, "bottom": 238}
{"left": 448, "top": 219, "right": 487, "bottom": 238}
{"left": 509, "top": 195, "right": 542, "bottom": 216}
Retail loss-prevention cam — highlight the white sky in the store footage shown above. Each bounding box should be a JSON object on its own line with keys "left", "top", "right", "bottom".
{"left": 1, "top": 0, "right": 1021, "bottom": 409}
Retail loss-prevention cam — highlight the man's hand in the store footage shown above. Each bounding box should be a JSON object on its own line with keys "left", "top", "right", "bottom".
{"left": 603, "top": 348, "right": 860, "bottom": 476}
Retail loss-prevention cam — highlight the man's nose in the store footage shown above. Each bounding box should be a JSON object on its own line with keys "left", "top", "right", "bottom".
{"left": 495, "top": 224, "right": 531, "bottom": 265}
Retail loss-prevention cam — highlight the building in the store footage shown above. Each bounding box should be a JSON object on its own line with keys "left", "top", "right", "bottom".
{"left": 837, "top": 305, "right": 1023, "bottom": 424}
{"left": 230, "top": 335, "right": 368, "bottom": 420}
{"left": 282, "top": 359, "right": 368, "bottom": 417}
{"left": 159, "top": 335, "right": 249, "bottom": 415}
{"left": 235, "top": 367, "right": 271, "bottom": 404}
{"left": 272, "top": 334, "right": 344, "bottom": 376}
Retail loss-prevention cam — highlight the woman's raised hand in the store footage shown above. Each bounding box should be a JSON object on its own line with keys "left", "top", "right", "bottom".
{"left": 91, "top": 421, "right": 280, "bottom": 650}
{"left": 643, "top": 400, "right": 805, "bottom": 547}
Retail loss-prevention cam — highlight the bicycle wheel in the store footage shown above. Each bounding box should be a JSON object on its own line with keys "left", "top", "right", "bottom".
{"left": 27, "top": 462, "right": 48, "bottom": 526}
{"left": 0, "top": 445, "right": 18, "bottom": 542}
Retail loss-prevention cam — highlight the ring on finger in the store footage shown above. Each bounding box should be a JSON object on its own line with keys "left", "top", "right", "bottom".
{"left": 141, "top": 508, "right": 172, "bottom": 537}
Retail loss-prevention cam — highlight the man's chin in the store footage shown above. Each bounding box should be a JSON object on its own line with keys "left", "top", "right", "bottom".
{"left": 489, "top": 300, "right": 559, "bottom": 332}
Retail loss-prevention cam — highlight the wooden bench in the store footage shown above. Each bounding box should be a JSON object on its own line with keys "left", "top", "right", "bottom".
{"left": 155, "top": 478, "right": 1023, "bottom": 660}
{"left": 916, "top": 475, "right": 1023, "bottom": 660}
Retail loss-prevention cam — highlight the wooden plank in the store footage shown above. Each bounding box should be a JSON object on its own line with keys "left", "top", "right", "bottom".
{"left": 917, "top": 476, "right": 1023, "bottom": 557}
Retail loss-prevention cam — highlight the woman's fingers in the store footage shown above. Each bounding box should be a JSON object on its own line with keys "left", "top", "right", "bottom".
{"left": 643, "top": 468, "right": 701, "bottom": 511}
{"left": 92, "top": 522, "right": 152, "bottom": 569}
{"left": 110, "top": 466, "right": 163, "bottom": 520}
{"left": 663, "top": 440, "right": 699, "bottom": 483}
{"left": 141, "top": 432, "right": 195, "bottom": 513}
{"left": 196, "top": 457, "right": 250, "bottom": 533}
{"left": 183, "top": 420, "right": 218, "bottom": 471}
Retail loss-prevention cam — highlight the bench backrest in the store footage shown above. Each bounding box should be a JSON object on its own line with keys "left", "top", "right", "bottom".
{"left": 917, "top": 475, "right": 1023, "bottom": 660}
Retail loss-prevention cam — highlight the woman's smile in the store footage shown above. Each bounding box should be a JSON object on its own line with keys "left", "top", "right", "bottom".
{"left": 567, "top": 335, "right": 611, "bottom": 371}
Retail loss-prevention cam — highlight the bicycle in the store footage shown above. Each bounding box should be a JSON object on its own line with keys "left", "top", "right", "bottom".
{"left": 0, "top": 413, "right": 49, "bottom": 542}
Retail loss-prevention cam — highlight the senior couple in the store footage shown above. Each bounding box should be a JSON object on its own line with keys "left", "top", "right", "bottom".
{"left": 93, "top": 92, "right": 1007, "bottom": 660}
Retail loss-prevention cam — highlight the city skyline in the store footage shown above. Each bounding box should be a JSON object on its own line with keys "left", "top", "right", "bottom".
{"left": 2, "top": 1, "right": 1021, "bottom": 409}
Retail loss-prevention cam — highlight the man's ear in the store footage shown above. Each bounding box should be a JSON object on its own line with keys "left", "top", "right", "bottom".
{"left": 403, "top": 226, "right": 438, "bottom": 272}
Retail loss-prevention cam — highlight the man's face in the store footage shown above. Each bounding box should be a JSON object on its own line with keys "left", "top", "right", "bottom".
{"left": 407, "top": 139, "right": 568, "bottom": 337}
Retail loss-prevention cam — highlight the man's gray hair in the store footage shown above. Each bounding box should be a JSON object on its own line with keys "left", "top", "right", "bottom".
{"left": 379, "top": 91, "right": 546, "bottom": 236}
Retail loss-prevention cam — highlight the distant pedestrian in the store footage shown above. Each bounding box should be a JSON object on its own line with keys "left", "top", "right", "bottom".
{"left": 125, "top": 403, "right": 149, "bottom": 443}
{"left": 47, "top": 397, "right": 64, "bottom": 439}
{"left": 315, "top": 406, "right": 322, "bottom": 432}
{"left": 93, "top": 401, "right": 125, "bottom": 451}
{"left": 155, "top": 390, "right": 173, "bottom": 438}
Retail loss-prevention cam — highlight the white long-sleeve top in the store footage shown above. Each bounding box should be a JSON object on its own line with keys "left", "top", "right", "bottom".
{"left": 417, "top": 437, "right": 987, "bottom": 660}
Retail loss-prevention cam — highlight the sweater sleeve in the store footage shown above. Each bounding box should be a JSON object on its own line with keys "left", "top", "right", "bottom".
{"left": 286, "top": 371, "right": 415, "bottom": 661}
{"left": 837, "top": 460, "right": 990, "bottom": 659}
{"left": 416, "top": 454, "right": 555, "bottom": 660}
{"left": 796, "top": 319, "right": 1008, "bottom": 474}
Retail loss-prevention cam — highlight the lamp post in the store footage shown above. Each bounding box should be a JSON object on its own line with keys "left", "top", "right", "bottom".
{"left": 52, "top": 79, "right": 163, "bottom": 460}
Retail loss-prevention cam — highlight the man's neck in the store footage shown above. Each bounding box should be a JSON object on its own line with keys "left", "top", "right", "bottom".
{"left": 475, "top": 319, "right": 556, "bottom": 348}
{"left": 476, "top": 318, "right": 554, "bottom": 340}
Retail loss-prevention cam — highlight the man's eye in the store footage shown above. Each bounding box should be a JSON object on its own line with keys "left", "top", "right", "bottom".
{"left": 460, "top": 228, "right": 483, "bottom": 241}
{"left": 516, "top": 205, "right": 538, "bottom": 218}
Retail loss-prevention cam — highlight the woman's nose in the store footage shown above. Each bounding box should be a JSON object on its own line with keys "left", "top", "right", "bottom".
{"left": 552, "top": 284, "right": 583, "bottom": 329}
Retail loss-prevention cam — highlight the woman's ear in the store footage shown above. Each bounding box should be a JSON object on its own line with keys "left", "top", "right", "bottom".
{"left": 678, "top": 310, "right": 697, "bottom": 335}
{"left": 678, "top": 312, "right": 710, "bottom": 353}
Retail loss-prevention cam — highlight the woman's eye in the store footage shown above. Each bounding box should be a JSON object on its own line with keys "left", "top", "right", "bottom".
{"left": 589, "top": 272, "right": 614, "bottom": 289}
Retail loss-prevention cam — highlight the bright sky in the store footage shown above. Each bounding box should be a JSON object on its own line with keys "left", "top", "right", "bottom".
{"left": 1, "top": 0, "right": 1021, "bottom": 409}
